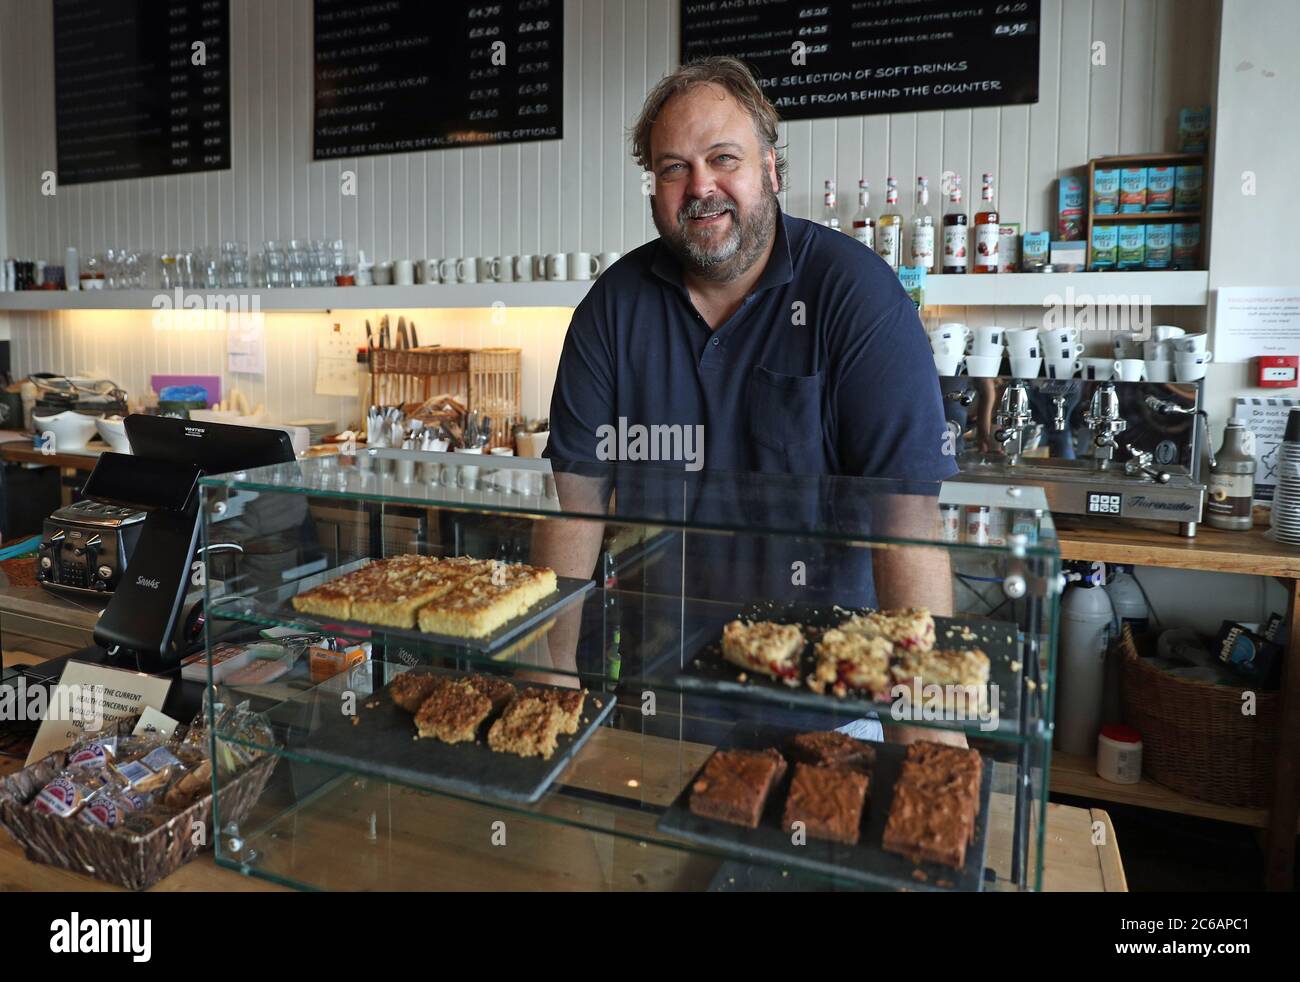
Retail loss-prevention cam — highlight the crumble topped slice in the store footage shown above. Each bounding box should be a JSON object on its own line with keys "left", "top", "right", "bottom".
{"left": 808, "top": 628, "right": 893, "bottom": 698}
{"left": 413, "top": 680, "right": 493, "bottom": 744}
{"left": 487, "top": 695, "right": 565, "bottom": 759}
{"left": 839, "top": 607, "right": 935, "bottom": 652}
{"left": 720, "top": 620, "right": 804, "bottom": 684}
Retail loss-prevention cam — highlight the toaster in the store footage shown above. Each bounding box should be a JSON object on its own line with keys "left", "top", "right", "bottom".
{"left": 37, "top": 499, "right": 147, "bottom": 596}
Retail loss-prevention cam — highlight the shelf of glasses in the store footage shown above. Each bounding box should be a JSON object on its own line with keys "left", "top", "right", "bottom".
{"left": 0, "top": 282, "right": 591, "bottom": 312}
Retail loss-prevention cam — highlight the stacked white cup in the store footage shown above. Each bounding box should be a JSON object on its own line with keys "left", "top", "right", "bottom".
{"left": 1171, "top": 333, "right": 1212, "bottom": 381}
{"left": 1004, "top": 327, "right": 1041, "bottom": 378}
{"left": 1143, "top": 325, "right": 1186, "bottom": 382}
{"left": 1039, "top": 325, "right": 1083, "bottom": 379}
{"left": 929, "top": 322, "right": 968, "bottom": 376}
{"left": 964, "top": 325, "right": 1006, "bottom": 378}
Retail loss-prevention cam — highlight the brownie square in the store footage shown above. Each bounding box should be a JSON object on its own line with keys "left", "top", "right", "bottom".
{"left": 388, "top": 672, "right": 447, "bottom": 714}
{"left": 881, "top": 782, "right": 970, "bottom": 869}
{"left": 688, "top": 748, "right": 787, "bottom": 829}
{"left": 899, "top": 742, "right": 983, "bottom": 843}
{"left": 788, "top": 731, "right": 877, "bottom": 771}
{"left": 781, "top": 764, "right": 870, "bottom": 845}
{"left": 463, "top": 674, "right": 518, "bottom": 713}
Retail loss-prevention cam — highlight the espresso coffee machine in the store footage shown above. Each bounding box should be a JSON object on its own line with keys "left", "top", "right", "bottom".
{"left": 944, "top": 376, "right": 1207, "bottom": 536}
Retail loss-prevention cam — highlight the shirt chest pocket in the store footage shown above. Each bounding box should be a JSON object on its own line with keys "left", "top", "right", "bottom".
{"left": 747, "top": 366, "right": 826, "bottom": 471}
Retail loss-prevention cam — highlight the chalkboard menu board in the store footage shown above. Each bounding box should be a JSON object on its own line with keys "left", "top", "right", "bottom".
{"left": 681, "top": 0, "right": 1039, "bottom": 121}
{"left": 54, "top": 0, "right": 231, "bottom": 185}
{"left": 313, "top": 0, "right": 563, "bottom": 159}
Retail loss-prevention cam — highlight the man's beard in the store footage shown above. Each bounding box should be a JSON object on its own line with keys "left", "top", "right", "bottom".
{"left": 653, "top": 185, "right": 779, "bottom": 283}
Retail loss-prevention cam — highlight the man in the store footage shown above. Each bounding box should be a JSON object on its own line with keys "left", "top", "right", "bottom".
{"left": 535, "top": 58, "right": 962, "bottom": 744}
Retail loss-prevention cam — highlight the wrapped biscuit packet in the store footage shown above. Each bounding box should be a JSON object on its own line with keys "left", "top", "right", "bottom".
{"left": 31, "top": 768, "right": 119, "bottom": 818}
{"left": 78, "top": 787, "right": 153, "bottom": 830}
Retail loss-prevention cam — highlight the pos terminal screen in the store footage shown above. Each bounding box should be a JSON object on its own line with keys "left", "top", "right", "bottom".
{"left": 81, "top": 452, "right": 202, "bottom": 512}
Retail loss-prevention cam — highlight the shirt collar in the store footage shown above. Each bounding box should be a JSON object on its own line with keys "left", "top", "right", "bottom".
{"left": 651, "top": 203, "right": 795, "bottom": 296}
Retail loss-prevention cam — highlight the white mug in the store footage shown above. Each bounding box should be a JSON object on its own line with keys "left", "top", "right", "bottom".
{"left": 438, "top": 258, "right": 458, "bottom": 283}
{"left": 456, "top": 258, "right": 478, "bottom": 284}
{"left": 1112, "top": 332, "right": 1143, "bottom": 359}
{"left": 1049, "top": 342, "right": 1085, "bottom": 361}
{"left": 545, "top": 253, "right": 566, "bottom": 281}
{"left": 930, "top": 322, "right": 969, "bottom": 346}
{"left": 515, "top": 255, "right": 535, "bottom": 282}
{"left": 968, "top": 325, "right": 1006, "bottom": 353}
{"left": 566, "top": 251, "right": 599, "bottom": 281}
{"left": 372, "top": 261, "right": 394, "bottom": 286}
{"left": 964, "top": 354, "right": 1002, "bottom": 378}
{"left": 1144, "top": 360, "right": 1173, "bottom": 382}
{"left": 1079, "top": 357, "right": 1117, "bottom": 381}
{"left": 932, "top": 338, "right": 963, "bottom": 357}
{"left": 1045, "top": 358, "right": 1081, "bottom": 380}
{"left": 1115, "top": 358, "right": 1146, "bottom": 382}
{"left": 1153, "top": 325, "right": 1187, "bottom": 342}
{"left": 475, "top": 257, "right": 497, "bottom": 282}
{"left": 1010, "top": 356, "right": 1042, "bottom": 379}
{"left": 1142, "top": 339, "right": 1172, "bottom": 362}
{"left": 494, "top": 256, "right": 514, "bottom": 283}
{"left": 1005, "top": 328, "right": 1040, "bottom": 357}
{"left": 393, "top": 259, "right": 415, "bottom": 286}
{"left": 933, "top": 351, "right": 964, "bottom": 376}
{"left": 1039, "top": 326, "right": 1079, "bottom": 348}
{"left": 1172, "top": 334, "right": 1209, "bottom": 355}
{"left": 1174, "top": 358, "right": 1210, "bottom": 382}
{"left": 596, "top": 251, "right": 621, "bottom": 275}
{"left": 419, "top": 259, "right": 441, "bottom": 284}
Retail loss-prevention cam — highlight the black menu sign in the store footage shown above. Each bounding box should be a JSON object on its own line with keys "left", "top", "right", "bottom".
{"left": 54, "top": 0, "right": 231, "bottom": 185}
{"left": 681, "top": 0, "right": 1039, "bottom": 121}
{"left": 313, "top": 0, "right": 564, "bottom": 159}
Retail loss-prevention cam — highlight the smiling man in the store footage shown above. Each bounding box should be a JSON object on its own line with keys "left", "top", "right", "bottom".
{"left": 536, "top": 59, "right": 962, "bottom": 743}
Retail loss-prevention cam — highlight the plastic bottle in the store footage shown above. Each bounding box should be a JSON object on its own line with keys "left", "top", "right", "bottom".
{"left": 1056, "top": 581, "right": 1113, "bottom": 756}
{"left": 1206, "top": 418, "right": 1257, "bottom": 531}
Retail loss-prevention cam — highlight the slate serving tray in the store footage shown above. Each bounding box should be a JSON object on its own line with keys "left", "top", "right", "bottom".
{"left": 230, "top": 559, "right": 594, "bottom": 654}
{"left": 657, "top": 721, "right": 992, "bottom": 892}
{"left": 668, "top": 601, "right": 1020, "bottom": 736}
{"left": 292, "top": 667, "right": 616, "bottom": 804}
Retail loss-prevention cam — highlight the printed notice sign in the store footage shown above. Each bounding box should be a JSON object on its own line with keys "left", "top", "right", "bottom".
{"left": 26, "top": 661, "right": 173, "bottom": 766}
{"left": 1215, "top": 287, "right": 1300, "bottom": 364}
{"left": 1234, "top": 396, "right": 1299, "bottom": 503}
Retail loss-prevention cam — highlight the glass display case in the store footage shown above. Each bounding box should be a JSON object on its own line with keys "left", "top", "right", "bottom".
{"left": 198, "top": 449, "right": 1059, "bottom": 891}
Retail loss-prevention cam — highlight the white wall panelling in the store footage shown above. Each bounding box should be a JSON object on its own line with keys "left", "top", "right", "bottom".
{"left": 0, "top": 0, "right": 1217, "bottom": 414}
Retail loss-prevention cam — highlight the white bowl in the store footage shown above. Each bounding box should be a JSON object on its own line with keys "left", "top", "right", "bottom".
{"left": 94, "top": 415, "right": 132, "bottom": 453}
{"left": 32, "top": 410, "right": 98, "bottom": 452}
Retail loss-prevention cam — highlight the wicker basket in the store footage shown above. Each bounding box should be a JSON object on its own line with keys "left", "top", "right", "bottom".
{"left": 369, "top": 346, "right": 521, "bottom": 449}
{"left": 0, "top": 717, "right": 277, "bottom": 890}
{"left": 1118, "top": 624, "right": 1279, "bottom": 807}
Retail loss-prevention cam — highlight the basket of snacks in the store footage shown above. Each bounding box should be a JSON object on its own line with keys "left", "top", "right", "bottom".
{"left": 0, "top": 706, "right": 278, "bottom": 890}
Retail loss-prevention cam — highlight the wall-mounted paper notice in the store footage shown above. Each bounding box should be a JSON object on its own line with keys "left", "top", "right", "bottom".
{"left": 228, "top": 318, "right": 266, "bottom": 375}
{"left": 316, "top": 326, "right": 358, "bottom": 397}
{"left": 1215, "top": 287, "right": 1300, "bottom": 363}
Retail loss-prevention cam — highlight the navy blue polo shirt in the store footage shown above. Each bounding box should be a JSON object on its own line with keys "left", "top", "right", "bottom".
{"left": 545, "top": 207, "right": 956, "bottom": 607}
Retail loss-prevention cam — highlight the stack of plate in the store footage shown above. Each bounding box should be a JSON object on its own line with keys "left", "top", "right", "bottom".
{"left": 1269, "top": 409, "right": 1300, "bottom": 544}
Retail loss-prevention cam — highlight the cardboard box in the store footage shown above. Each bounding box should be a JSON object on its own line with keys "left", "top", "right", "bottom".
{"left": 1179, "top": 106, "right": 1211, "bottom": 153}
{"left": 1175, "top": 165, "right": 1203, "bottom": 211}
{"left": 1144, "top": 224, "right": 1173, "bottom": 269}
{"left": 1021, "top": 231, "right": 1051, "bottom": 270}
{"left": 1093, "top": 168, "right": 1120, "bottom": 215}
{"left": 1090, "top": 225, "right": 1118, "bottom": 270}
{"left": 1058, "top": 176, "right": 1085, "bottom": 239}
{"left": 998, "top": 223, "right": 1020, "bottom": 273}
{"left": 1172, "top": 223, "right": 1201, "bottom": 268}
{"left": 1117, "top": 225, "right": 1146, "bottom": 269}
{"left": 1120, "top": 168, "right": 1148, "bottom": 213}
{"left": 1147, "top": 167, "right": 1175, "bottom": 211}
{"left": 1050, "top": 240, "right": 1087, "bottom": 272}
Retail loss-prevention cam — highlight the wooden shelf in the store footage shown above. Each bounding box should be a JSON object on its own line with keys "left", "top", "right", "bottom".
{"left": 1052, "top": 751, "right": 1298, "bottom": 831}
{"left": 1089, "top": 211, "right": 1202, "bottom": 222}
{"left": 1092, "top": 152, "right": 1206, "bottom": 165}
{"left": 924, "top": 270, "right": 1208, "bottom": 307}
{"left": 1053, "top": 516, "right": 1300, "bottom": 579}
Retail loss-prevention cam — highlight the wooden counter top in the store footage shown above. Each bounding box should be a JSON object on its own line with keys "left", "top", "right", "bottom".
{"left": 0, "top": 726, "right": 1125, "bottom": 893}
{"left": 0, "top": 581, "right": 105, "bottom": 631}
{"left": 0, "top": 443, "right": 103, "bottom": 471}
{"left": 1053, "top": 516, "right": 1300, "bottom": 578}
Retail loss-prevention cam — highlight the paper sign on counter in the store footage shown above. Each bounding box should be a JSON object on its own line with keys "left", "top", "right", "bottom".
{"left": 25, "top": 661, "right": 173, "bottom": 766}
